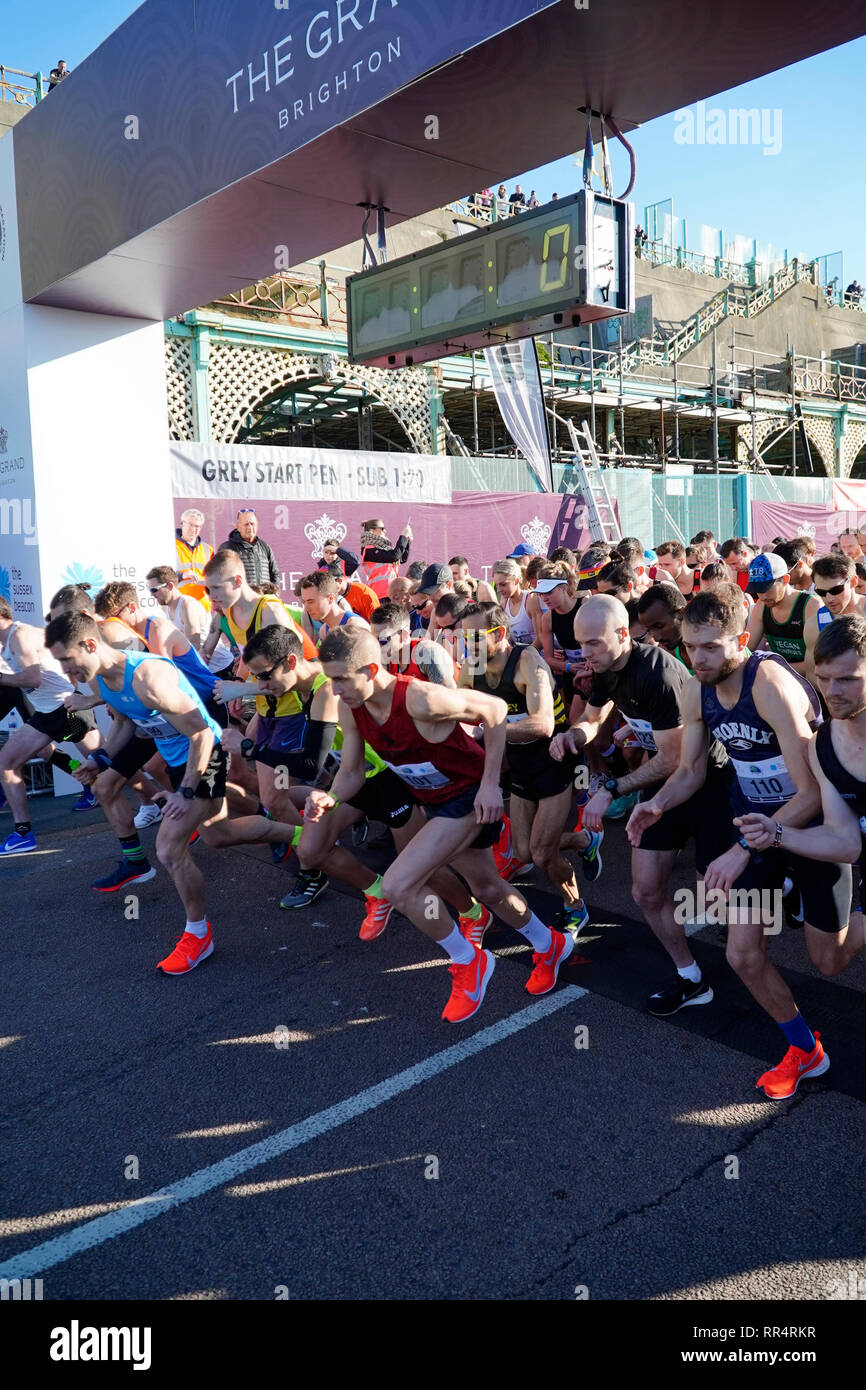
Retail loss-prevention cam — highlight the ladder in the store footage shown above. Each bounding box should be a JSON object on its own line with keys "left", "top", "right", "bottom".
{"left": 565, "top": 419, "right": 622, "bottom": 544}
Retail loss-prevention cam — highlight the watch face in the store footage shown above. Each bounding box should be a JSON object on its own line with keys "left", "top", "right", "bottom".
{"left": 181, "top": 786, "right": 196, "bottom": 800}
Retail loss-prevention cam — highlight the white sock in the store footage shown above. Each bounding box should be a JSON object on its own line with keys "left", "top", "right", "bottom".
{"left": 519, "top": 912, "right": 553, "bottom": 953}
{"left": 440, "top": 924, "right": 476, "bottom": 965}
{"left": 185, "top": 918, "right": 208, "bottom": 938}
{"left": 677, "top": 961, "right": 701, "bottom": 983}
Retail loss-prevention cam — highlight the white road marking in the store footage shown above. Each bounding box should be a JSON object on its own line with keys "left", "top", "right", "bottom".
{"left": 0, "top": 986, "right": 586, "bottom": 1281}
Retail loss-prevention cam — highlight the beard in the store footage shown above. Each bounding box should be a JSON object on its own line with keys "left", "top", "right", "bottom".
{"left": 694, "top": 654, "right": 742, "bottom": 685}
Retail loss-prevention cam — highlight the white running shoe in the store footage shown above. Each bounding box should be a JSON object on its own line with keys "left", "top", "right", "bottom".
{"left": 134, "top": 803, "right": 163, "bottom": 829}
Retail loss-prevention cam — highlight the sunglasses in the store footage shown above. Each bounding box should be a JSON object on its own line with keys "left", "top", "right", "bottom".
{"left": 147, "top": 585, "right": 167, "bottom": 595}
{"left": 464, "top": 627, "right": 503, "bottom": 639}
{"left": 237, "top": 508, "right": 256, "bottom": 516}
{"left": 253, "top": 660, "right": 284, "bottom": 682}
{"left": 815, "top": 582, "right": 848, "bottom": 598}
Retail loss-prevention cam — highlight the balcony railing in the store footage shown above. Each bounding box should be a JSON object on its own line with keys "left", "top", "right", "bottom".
{"left": 0, "top": 64, "right": 43, "bottom": 107}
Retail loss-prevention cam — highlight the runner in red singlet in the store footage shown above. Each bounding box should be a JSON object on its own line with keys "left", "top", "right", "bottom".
{"left": 310, "top": 627, "right": 577, "bottom": 1023}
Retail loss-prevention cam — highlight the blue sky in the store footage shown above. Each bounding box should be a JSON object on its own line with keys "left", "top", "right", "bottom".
{"left": 6, "top": 5, "right": 865, "bottom": 277}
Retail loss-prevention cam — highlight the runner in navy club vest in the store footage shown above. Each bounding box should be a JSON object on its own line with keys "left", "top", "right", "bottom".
{"left": 313, "top": 626, "right": 577, "bottom": 1023}
{"left": 47, "top": 612, "right": 307, "bottom": 977}
{"left": 459, "top": 602, "right": 601, "bottom": 940}
{"left": 553, "top": 595, "right": 730, "bottom": 1018}
{"left": 629, "top": 589, "right": 850, "bottom": 1100}
{"left": 736, "top": 614, "right": 866, "bottom": 975}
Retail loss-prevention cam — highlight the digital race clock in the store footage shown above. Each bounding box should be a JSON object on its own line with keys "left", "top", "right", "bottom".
{"left": 347, "top": 190, "right": 634, "bottom": 369}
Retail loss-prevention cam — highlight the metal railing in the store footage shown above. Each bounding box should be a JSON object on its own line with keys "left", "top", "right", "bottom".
{"left": 451, "top": 194, "right": 540, "bottom": 224}
{"left": 0, "top": 64, "right": 43, "bottom": 107}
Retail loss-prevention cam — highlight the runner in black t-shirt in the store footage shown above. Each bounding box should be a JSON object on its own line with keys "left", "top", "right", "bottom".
{"left": 550, "top": 594, "right": 730, "bottom": 1015}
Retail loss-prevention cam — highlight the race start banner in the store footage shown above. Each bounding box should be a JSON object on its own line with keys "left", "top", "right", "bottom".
{"left": 170, "top": 443, "right": 452, "bottom": 506}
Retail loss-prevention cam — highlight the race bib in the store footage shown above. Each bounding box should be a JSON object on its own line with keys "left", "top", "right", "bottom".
{"left": 621, "top": 714, "right": 658, "bottom": 752}
{"left": 385, "top": 759, "right": 451, "bottom": 790}
{"left": 132, "top": 715, "right": 174, "bottom": 741}
{"left": 816, "top": 606, "right": 834, "bottom": 631}
{"left": 730, "top": 754, "right": 796, "bottom": 805}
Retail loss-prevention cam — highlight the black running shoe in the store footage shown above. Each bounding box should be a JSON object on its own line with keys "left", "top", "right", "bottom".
{"left": 647, "top": 976, "right": 713, "bottom": 1017}
{"left": 271, "top": 841, "right": 291, "bottom": 865}
{"left": 280, "top": 868, "right": 327, "bottom": 910}
{"left": 352, "top": 817, "right": 369, "bottom": 847}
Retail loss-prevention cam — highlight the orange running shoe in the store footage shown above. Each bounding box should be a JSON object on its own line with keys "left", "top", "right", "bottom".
{"left": 756, "top": 1032, "right": 829, "bottom": 1099}
{"left": 157, "top": 926, "right": 213, "bottom": 976}
{"left": 525, "top": 928, "right": 574, "bottom": 996}
{"left": 359, "top": 896, "right": 393, "bottom": 941}
{"left": 458, "top": 904, "right": 493, "bottom": 946}
{"left": 442, "top": 946, "right": 495, "bottom": 1023}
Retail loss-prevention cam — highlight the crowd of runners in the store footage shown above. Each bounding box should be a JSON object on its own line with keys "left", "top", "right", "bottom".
{"left": 2, "top": 514, "right": 866, "bottom": 1100}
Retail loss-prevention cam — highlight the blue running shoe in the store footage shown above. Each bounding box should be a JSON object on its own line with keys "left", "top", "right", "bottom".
{"left": 0, "top": 830, "right": 37, "bottom": 855}
{"left": 579, "top": 829, "right": 604, "bottom": 883}
{"left": 553, "top": 900, "right": 590, "bottom": 940}
{"left": 72, "top": 786, "right": 98, "bottom": 812}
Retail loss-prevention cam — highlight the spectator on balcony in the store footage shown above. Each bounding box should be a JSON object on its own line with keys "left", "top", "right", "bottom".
{"left": 496, "top": 184, "right": 508, "bottom": 217}
{"left": 509, "top": 184, "right": 527, "bottom": 215}
{"left": 527, "top": 190, "right": 540, "bottom": 210}
{"left": 48, "top": 60, "right": 70, "bottom": 91}
{"left": 223, "top": 508, "right": 281, "bottom": 589}
{"left": 551, "top": 192, "right": 559, "bottom": 201}
{"left": 845, "top": 280, "right": 863, "bottom": 305}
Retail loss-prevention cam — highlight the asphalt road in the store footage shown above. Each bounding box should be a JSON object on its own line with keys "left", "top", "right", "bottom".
{"left": 1, "top": 791, "right": 864, "bottom": 1303}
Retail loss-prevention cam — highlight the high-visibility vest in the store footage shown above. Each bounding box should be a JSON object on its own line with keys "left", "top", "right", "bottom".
{"left": 357, "top": 552, "right": 397, "bottom": 599}
{"left": 175, "top": 537, "right": 214, "bottom": 608}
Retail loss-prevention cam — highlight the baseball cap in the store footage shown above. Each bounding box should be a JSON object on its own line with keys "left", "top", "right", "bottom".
{"left": 508, "top": 543, "right": 534, "bottom": 558}
{"left": 536, "top": 576, "right": 569, "bottom": 594}
{"left": 417, "top": 563, "right": 452, "bottom": 595}
{"left": 746, "top": 552, "right": 787, "bottom": 595}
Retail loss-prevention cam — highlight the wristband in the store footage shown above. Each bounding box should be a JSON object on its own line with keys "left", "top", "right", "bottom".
{"left": 565, "top": 662, "right": 572, "bottom": 674}
{"left": 773, "top": 821, "right": 783, "bottom": 847}
{"left": 90, "top": 749, "right": 113, "bottom": 773}
{"left": 737, "top": 834, "right": 757, "bottom": 858}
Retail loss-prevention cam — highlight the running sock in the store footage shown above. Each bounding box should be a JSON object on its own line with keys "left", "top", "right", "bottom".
{"left": 119, "top": 834, "right": 147, "bottom": 864}
{"left": 519, "top": 912, "right": 553, "bottom": 953}
{"left": 185, "top": 918, "right": 209, "bottom": 939}
{"left": 365, "top": 874, "right": 385, "bottom": 900}
{"left": 291, "top": 825, "right": 303, "bottom": 847}
{"left": 677, "top": 961, "right": 702, "bottom": 984}
{"left": 440, "top": 923, "right": 477, "bottom": 965}
{"left": 14, "top": 821, "right": 32, "bottom": 837}
{"left": 462, "top": 899, "right": 484, "bottom": 922}
{"left": 780, "top": 1011, "right": 816, "bottom": 1053}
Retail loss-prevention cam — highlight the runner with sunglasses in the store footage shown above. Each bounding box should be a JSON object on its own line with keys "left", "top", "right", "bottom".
{"left": 811, "top": 553, "right": 866, "bottom": 631}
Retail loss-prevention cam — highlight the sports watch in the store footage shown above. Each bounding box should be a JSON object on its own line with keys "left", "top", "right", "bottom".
{"left": 603, "top": 777, "right": 619, "bottom": 795}
{"left": 240, "top": 737, "right": 256, "bottom": 760}
{"left": 180, "top": 785, "right": 196, "bottom": 800}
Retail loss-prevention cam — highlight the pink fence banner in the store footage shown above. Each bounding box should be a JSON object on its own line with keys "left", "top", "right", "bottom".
{"left": 175, "top": 491, "right": 595, "bottom": 591}
{"left": 750, "top": 500, "right": 840, "bottom": 552}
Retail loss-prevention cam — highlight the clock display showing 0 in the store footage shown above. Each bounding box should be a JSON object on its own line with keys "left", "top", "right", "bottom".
{"left": 346, "top": 191, "right": 633, "bottom": 367}
{"left": 496, "top": 220, "right": 572, "bottom": 308}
